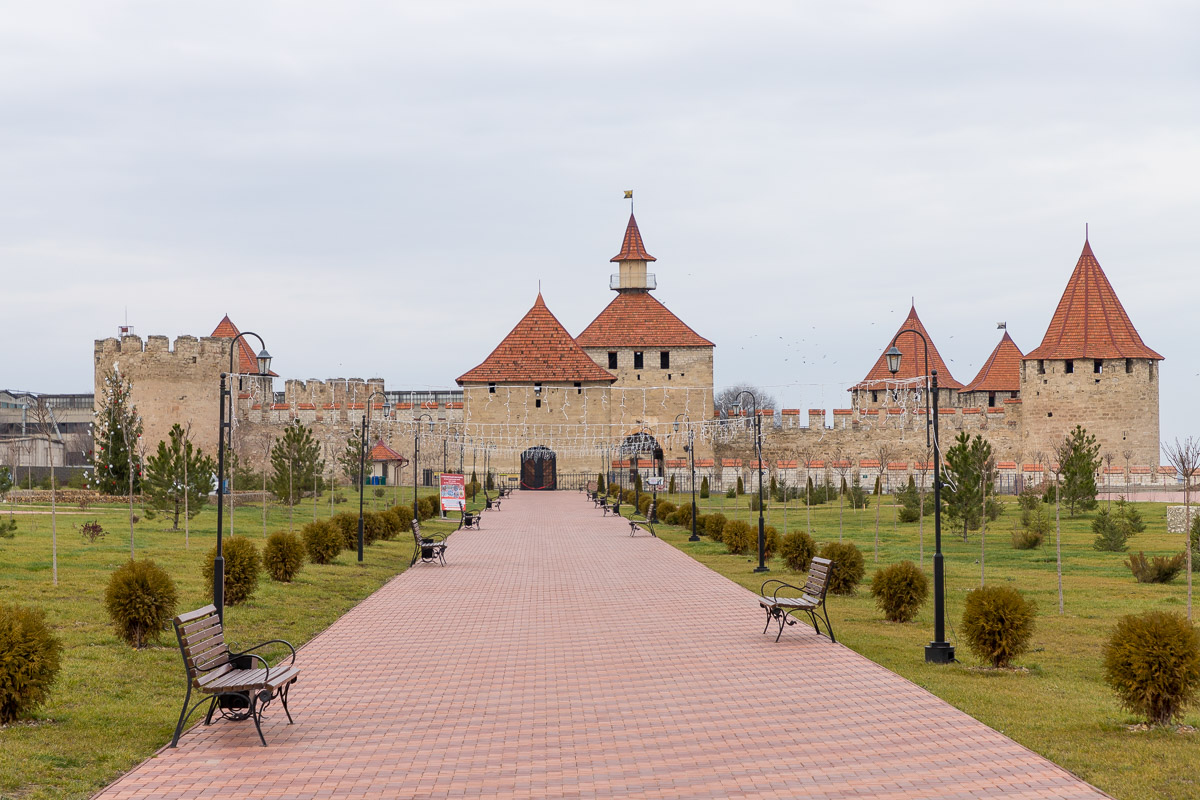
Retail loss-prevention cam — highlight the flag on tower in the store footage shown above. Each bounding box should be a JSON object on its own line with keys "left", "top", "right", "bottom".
{"left": 623, "top": 190, "right": 633, "bottom": 199}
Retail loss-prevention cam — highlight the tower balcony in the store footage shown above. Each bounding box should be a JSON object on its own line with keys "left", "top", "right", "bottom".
{"left": 610, "top": 272, "right": 656, "bottom": 291}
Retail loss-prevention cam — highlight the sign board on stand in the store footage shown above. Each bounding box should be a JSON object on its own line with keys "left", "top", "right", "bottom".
{"left": 440, "top": 473, "right": 466, "bottom": 515}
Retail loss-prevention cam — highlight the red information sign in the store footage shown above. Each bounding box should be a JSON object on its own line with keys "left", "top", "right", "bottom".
{"left": 439, "top": 473, "right": 466, "bottom": 513}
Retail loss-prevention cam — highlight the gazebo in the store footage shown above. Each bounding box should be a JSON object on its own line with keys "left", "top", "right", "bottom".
{"left": 369, "top": 439, "right": 409, "bottom": 486}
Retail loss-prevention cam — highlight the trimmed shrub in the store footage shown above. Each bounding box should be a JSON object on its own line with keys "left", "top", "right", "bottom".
{"left": 1092, "top": 508, "right": 1130, "bottom": 552}
{"left": 736, "top": 476, "right": 744, "bottom": 495}
{"left": 723, "top": 520, "right": 754, "bottom": 555}
{"left": 264, "top": 531, "right": 305, "bottom": 582}
{"left": 763, "top": 525, "right": 779, "bottom": 560}
{"left": 0, "top": 605, "right": 63, "bottom": 724}
{"left": 704, "top": 512, "right": 727, "bottom": 542}
{"left": 1190, "top": 515, "right": 1200, "bottom": 556}
{"left": 104, "top": 559, "right": 178, "bottom": 648}
{"left": 1126, "top": 551, "right": 1186, "bottom": 584}
{"left": 870, "top": 561, "right": 928, "bottom": 623}
{"left": 331, "top": 512, "right": 359, "bottom": 550}
{"left": 657, "top": 500, "right": 677, "bottom": 518}
{"left": 699, "top": 477, "right": 709, "bottom": 499}
{"left": 1011, "top": 528, "right": 1044, "bottom": 550}
{"left": 597, "top": 473, "right": 605, "bottom": 493}
{"left": 638, "top": 494, "right": 652, "bottom": 516}
{"left": 302, "top": 519, "right": 342, "bottom": 564}
{"left": 694, "top": 514, "right": 709, "bottom": 536}
{"left": 1103, "top": 610, "right": 1200, "bottom": 726}
{"left": 668, "top": 475, "right": 675, "bottom": 494}
{"left": 622, "top": 489, "right": 635, "bottom": 505}
{"left": 391, "top": 504, "right": 414, "bottom": 527}
{"left": 417, "top": 496, "right": 438, "bottom": 521}
{"left": 203, "top": 536, "right": 260, "bottom": 606}
{"left": 961, "top": 586, "right": 1037, "bottom": 668}
{"left": 747, "top": 493, "right": 763, "bottom": 512}
{"left": 780, "top": 531, "right": 817, "bottom": 572}
{"left": 818, "top": 542, "right": 865, "bottom": 595}
{"left": 362, "top": 511, "right": 387, "bottom": 545}
{"left": 380, "top": 509, "right": 404, "bottom": 539}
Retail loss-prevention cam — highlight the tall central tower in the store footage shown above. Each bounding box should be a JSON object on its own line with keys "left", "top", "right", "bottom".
{"left": 609, "top": 213, "right": 657, "bottom": 292}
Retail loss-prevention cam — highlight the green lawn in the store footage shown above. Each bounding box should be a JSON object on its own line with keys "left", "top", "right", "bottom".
{"left": 636, "top": 489, "right": 1199, "bottom": 800}
{"left": 0, "top": 487, "right": 459, "bottom": 800}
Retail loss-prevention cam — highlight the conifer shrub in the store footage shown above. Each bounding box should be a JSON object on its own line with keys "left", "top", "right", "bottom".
{"left": 747, "top": 493, "right": 762, "bottom": 511}
{"left": 638, "top": 494, "right": 652, "bottom": 515}
{"left": 1017, "top": 485, "right": 1042, "bottom": 512}
{"left": 668, "top": 475, "right": 676, "bottom": 494}
{"left": 331, "top": 512, "right": 359, "bottom": 549}
{"left": 704, "top": 512, "right": 727, "bottom": 542}
{"left": 848, "top": 478, "right": 870, "bottom": 510}
{"left": 736, "top": 476, "right": 744, "bottom": 495}
{"left": 417, "top": 496, "right": 438, "bottom": 520}
{"left": 597, "top": 473, "right": 605, "bottom": 493}
{"left": 780, "top": 531, "right": 817, "bottom": 572}
{"left": 622, "top": 489, "right": 635, "bottom": 505}
{"left": 203, "top": 536, "right": 260, "bottom": 606}
{"left": 657, "top": 500, "right": 677, "bottom": 518}
{"left": 380, "top": 508, "right": 404, "bottom": 539}
{"left": 818, "top": 541, "right": 865, "bottom": 595}
{"left": 1020, "top": 504, "right": 1051, "bottom": 541}
{"left": 1190, "top": 515, "right": 1200, "bottom": 556}
{"left": 694, "top": 513, "right": 709, "bottom": 535}
{"left": 0, "top": 605, "right": 63, "bottom": 724}
{"left": 870, "top": 561, "right": 928, "bottom": 623}
{"left": 1115, "top": 496, "right": 1145, "bottom": 535}
{"left": 263, "top": 531, "right": 305, "bottom": 582}
{"left": 723, "top": 520, "right": 754, "bottom": 555}
{"left": 960, "top": 586, "right": 1036, "bottom": 668}
{"left": 362, "top": 511, "right": 387, "bottom": 545}
{"left": 1126, "top": 551, "right": 1186, "bottom": 583}
{"left": 1103, "top": 610, "right": 1200, "bottom": 726}
{"left": 699, "top": 477, "right": 709, "bottom": 499}
{"left": 763, "top": 525, "right": 779, "bottom": 559}
{"left": 104, "top": 559, "right": 178, "bottom": 648}
{"left": 725, "top": 486, "right": 737, "bottom": 499}
{"left": 1092, "top": 508, "right": 1130, "bottom": 552}
{"left": 302, "top": 519, "right": 343, "bottom": 564}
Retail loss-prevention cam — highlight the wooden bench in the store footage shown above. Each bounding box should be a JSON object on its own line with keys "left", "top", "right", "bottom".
{"left": 484, "top": 491, "right": 501, "bottom": 511}
{"left": 411, "top": 520, "right": 448, "bottom": 566}
{"left": 628, "top": 501, "right": 656, "bottom": 537}
{"left": 171, "top": 604, "right": 298, "bottom": 747}
{"left": 757, "top": 557, "right": 836, "bottom": 642}
{"left": 458, "top": 510, "right": 482, "bottom": 531}
{"left": 498, "top": 486, "right": 513, "bottom": 498}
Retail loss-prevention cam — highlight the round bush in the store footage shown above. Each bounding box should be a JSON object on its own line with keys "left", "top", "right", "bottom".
{"left": 961, "top": 586, "right": 1037, "bottom": 668}
{"left": 302, "top": 519, "right": 342, "bottom": 564}
{"left": 763, "top": 525, "right": 779, "bottom": 560}
{"left": 622, "top": 489, "right": 635, "bottom": 505}
{"left": 672, "top": 502, "right": 693, "bottom": 529}
{"left": 417, "top": 496, "right": 437, "bottom": 521}
{"left": 264, "top": 531, "right": 305, "bottom": 582}
{"left": 870, "top": 561, "right": 928, "bottom": 623}
{"left": 362, "top": 512, "right": 387, "bottom": 545}
{"left": 780, "top": 531, "right": 817, "bottom": 572}
{"left": 694, "top": 513, "right": 709, "bottom": 535}
{"left": 0, "top": 605, "right": 63, "bottom": 724}
{"left": 380, "top": 509, "right": 403, "bottom": 539}
{"left": 1011, "top": 528, "right": 1044, "bottom": 550}
{"left": 723, "top": 520, "right": 754, "bottom": 555}
{"left": 331, "top": 512, "right": 359, "bottom": 550}
{"left": 104, "top": 559, "right": 178, "bottom": 648}
{"left": 203, "top": 536, "right": 261, "bottom": 606}
{"left": 818, "top": 542, "right": 865, "bottom": 595}
{"left": 705, "top": 512, "right": 727, "bottom": 542}
{"left": 391, "top": 504, "right": 414, "bottom": 527}
{"left": 1103, "top": 610, "right": 1200, "bottom": 726}
{"left": 638, "top": 494, "right": 652, "bottom": 515}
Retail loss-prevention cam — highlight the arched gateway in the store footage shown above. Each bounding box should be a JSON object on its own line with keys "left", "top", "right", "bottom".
{"left": 520, "top": 446, "right": 557, "bottom": 490}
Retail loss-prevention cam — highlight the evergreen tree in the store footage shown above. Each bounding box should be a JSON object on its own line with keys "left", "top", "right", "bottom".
{"left": 942, "top": 432, "right": 993, "bottom": 540}
{"left": 338, "top": 431, "right": 365, "bottom": 484}
{"left": 1059, "top": 425, "right": 1101, "bottom": 515}
{"left": 143, "top": 424, "right": 217, "bottom": 530}
{"left": 0, "top": 465, "right": 11, "bottom": 498}
{"left": 270, "top": 424, "right": 325, "bottom": 507}
{"left": 736, "top": 476, "right": 744, "bottom": 495}
{"left": 0, "top": 466, "right": 13, "bottom": 537}
{"left": 90, "top": 369, "right": 143, "bottom": 495}
{"left": 596, "top": 472, "right": 605, "bottom": 493}
{"left": 669, "top": 474, "right": 676, "bottom": 494}
{"left": 700, "top": 476, "right": 710, "bottom": 498}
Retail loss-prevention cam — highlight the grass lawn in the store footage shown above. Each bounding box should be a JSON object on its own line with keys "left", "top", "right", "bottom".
{"left": 632, "top": 488, "right": 1199, "bottom": 800}
{"left": 0, "top": 486, "right": 460, "bottom": 800}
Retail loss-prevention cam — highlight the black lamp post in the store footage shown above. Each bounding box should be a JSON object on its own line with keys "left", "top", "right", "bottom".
{"left": 674, "top": 414, "right": 700, "bottom": 542}
{"left": 735, "top": 391, "right": 768, "bottom": 572}
{"left": 414, "top": 414, "right": 433, "bottom": 523}
{"left": 885, "top": 337, "right": 954, "bottom": 664}
{"left": 357, "top": 391, "right": 389, "bottom": 563}
{"left": 214, "top": 333, "right": 272, "bottom": 621}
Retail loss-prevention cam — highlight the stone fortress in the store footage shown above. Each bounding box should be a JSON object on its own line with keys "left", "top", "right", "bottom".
{"left": 93, "top": 212, "right": 1171, "bottom": 492}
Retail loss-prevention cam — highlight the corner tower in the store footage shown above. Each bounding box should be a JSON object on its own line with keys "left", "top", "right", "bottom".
{"left": 1021, "top": 238, "right": 1163, "bottom": 465}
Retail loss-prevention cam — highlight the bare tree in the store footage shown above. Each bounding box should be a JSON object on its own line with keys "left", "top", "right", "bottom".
{"left": 797, "top": 445, "right": 816, "bottom": 534}
{"left": 1103, "top": 451, "right": 1115, "bottom": 509}
{"left": 714, "top": 384, "right": 779, "bottom": 419}
{"left": 873, "top": 443, "right": 897, "bottom": 562}
{"left": 913, "top": 448, "right": 931, "bottom": 566}
{"left": 1162, "top": 437, "right": 1200, "bottom": 622}
{"left": 1122, "top": 449, "right": 1134, "bottom": 492}
{"left": 1045, "top": 446, "right": 1066, "bottom": 615}
{"left": 831, "top": 449, "right": 851, "bottom": 542}
{"left": 29, "top": 398, "right": 60, "bottom": 586}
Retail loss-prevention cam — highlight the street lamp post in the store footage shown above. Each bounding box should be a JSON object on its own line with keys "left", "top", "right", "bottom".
{"left": 214, "top": 333, "right": 272, "bottom": 621}
{"left": 358, "top": 391, "right": 390, "bottom": 563}
{"left": 885, "top": 337, "right": 954, "bottom": 664}
{"left": 674, "top": 414, "right": 700, "bottom": 542}
{"left": 414, "top": 414, "right": 433, "bottom": 523}
{"left": 735, "top": 391, "right": 768, "bottom": 572}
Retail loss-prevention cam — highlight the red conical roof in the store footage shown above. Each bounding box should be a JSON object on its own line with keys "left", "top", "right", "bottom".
{"left": 575, "top": 292, "right": 713, "bottom": 348}
{"left": 851, "top": 305, "right": 962, "bottom": 390}
{"left": 369, "top": 439, "right": 408, "bottom": 463}
{"left": 610, "top": 214, "right": 656, "bottom": 262}
{"left": 457, "top": 294, "right": 617, "bottom": 384}
{"left": 1024, "top": 240, "right": 1163, "bottom": 361}
{"left": 211, "top": 315, "right": 278, "bottom": 376}
{"left": 962, "top": 331, "right": 1023, "bottom": 394}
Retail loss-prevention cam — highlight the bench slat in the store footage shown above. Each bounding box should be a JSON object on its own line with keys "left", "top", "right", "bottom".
{"left": 175, "top": 604, "right": 218, "bottom": 625}
{"left": 180, "top": 614, "right": 222, "bottom": 638}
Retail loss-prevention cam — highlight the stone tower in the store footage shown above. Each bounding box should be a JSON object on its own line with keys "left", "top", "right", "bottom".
{"left": 850, "top": 304, "right": 962, "bottom": 412}
{"left": 1021, "top": 239, "right": 1163, "bottom": 466}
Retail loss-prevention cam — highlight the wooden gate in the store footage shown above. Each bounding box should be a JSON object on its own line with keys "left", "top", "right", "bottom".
{"left": 520, "top": 446, "right": 557, "bottom": 490}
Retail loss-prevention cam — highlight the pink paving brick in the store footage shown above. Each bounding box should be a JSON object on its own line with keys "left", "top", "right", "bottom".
{"left": 95, "top": 492, "right": 1109, "bottom": 799}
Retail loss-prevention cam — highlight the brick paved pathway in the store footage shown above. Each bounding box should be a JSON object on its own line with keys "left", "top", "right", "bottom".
{"left": 97, "top": 492, "right": 1109, "bottom": 799}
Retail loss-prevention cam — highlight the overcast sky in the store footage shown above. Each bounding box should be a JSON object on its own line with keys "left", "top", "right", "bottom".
{"left": 4, "top": 2, "right": 1198, "bottom": 441}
